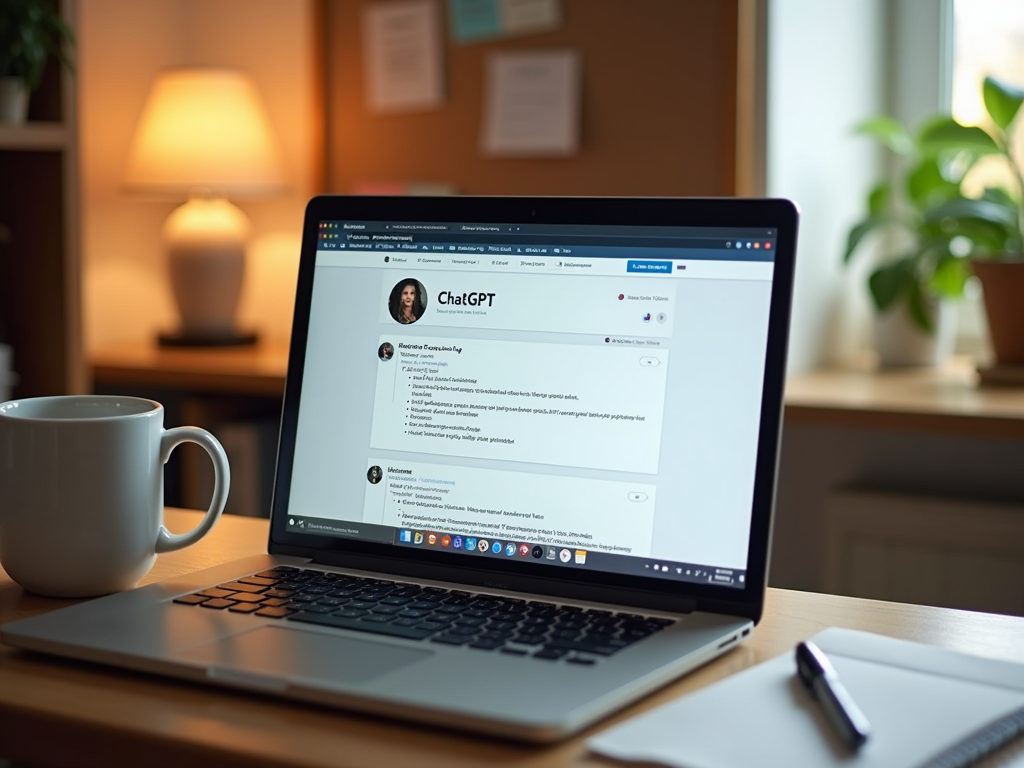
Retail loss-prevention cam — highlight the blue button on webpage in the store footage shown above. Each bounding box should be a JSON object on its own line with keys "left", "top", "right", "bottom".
{"left": 626, "top": 260, "right": 672, "bottom": 274}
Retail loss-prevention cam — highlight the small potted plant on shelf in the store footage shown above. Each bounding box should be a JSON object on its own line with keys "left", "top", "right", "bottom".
{"left": 843, "top": 115, "right": 971, "bottom": 367}
{"left": 915, "top": 77, "right": 1024, "bottom": 372}
{"left": 0, "top": 0, "right": 74, "bottom": 124}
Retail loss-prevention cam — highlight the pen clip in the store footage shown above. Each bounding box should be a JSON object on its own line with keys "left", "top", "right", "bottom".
{"left": 795, "top": 640, "right": 872, "bottom": 750}
{"left": 795, "top": 640, "right": 830, "bottom": 690}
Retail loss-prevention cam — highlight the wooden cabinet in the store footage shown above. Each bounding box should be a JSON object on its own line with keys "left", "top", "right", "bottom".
{"left": 0, "top": 0, "right": 84, "bottom": 398}
{"left": 776, "top": 358, "right": 1024, "bottom": 616}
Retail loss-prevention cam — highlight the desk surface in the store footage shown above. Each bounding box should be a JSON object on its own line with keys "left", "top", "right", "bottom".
{"left": 3, "top": 511, "right": 1024, "bottom": 768}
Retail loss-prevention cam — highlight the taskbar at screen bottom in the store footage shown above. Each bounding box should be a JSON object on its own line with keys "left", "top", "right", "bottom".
{"left": 284, "top": 514, "right": 746, "bottom": 589}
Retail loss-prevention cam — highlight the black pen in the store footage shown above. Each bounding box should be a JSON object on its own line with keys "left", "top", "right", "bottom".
{"left": 796, "top": 640, "right": 872, "bottom": 750}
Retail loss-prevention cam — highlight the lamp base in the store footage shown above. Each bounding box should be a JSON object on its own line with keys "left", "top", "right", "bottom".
{"left": 157, "top": 330, "right": 258, "bottom": 348}
{"left": 163, "top": 194, "right": 253, "bottom": 344}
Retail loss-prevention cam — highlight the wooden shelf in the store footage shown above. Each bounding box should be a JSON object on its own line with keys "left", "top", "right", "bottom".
{"left": 784, "top": 356, "right": 1024, "bottom": 439}
{"left": 0, "top": 1, "right": 82, "bottom": 397}
{"left": 0, "top": 122, "right": 70, "bottom": 151}
{"left": 90, "top": 340, "right": 289, "bottom": 397}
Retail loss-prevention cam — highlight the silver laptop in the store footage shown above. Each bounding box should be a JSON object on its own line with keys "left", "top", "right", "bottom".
{"left": 3, "top": 195, "right": 798, "bottom": 742}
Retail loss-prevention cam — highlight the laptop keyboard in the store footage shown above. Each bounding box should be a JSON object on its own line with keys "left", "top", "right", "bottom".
{"left": 173, "top": 566, "right": 675, "bottom": 663}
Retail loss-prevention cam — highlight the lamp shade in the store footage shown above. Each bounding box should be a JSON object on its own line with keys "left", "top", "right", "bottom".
{"left": 123, "top": 68, "right": 285, "bottom": 196}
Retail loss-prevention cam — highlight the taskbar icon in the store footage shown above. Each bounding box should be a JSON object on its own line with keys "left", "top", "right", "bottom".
{"left": 396, "top": 528, "right": 588, "bottom": 569}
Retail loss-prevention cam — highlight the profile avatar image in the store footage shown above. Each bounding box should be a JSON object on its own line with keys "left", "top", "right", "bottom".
{"left": 366, "top": 465, "right": 383, "bottom": 484}
{"left": 388, "top": 278, "right": 426, "bottom": 324}
{"left": 378, "top": 342, "right": 394, "bottom": 361}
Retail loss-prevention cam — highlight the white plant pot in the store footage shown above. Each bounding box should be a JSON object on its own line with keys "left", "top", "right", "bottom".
{"left": 0, "top": 77, "right": 29, "bottom": 124}
{"left": 873, "top": 300, "right": 957, "bottom": 368}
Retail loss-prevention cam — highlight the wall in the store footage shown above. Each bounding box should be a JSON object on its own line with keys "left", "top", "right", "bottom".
{"left": 766, "top": 0, "right": 885, "bottom": 374}
{"left": 324, "top": 0, "right": 740, "bottom": 196}
{"left": 79, "top": 0, "right": 317, "bottom": 351}
{"left": 889, "top": 0, "right": 951, "bottom": 128}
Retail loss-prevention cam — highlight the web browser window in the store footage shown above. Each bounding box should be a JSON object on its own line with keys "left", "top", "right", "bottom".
{"left": 286, "top": 220, "right": 777, "bottom": 588}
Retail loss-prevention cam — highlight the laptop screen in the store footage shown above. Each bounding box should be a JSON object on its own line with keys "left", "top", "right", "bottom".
{"left": 277, "top": 207, "right": 783, "bottom": 592}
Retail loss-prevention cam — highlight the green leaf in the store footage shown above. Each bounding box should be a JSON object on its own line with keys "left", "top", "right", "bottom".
{"left": 868, "top": 260, "right": 908, "bottom": 311}
{"left": 0, "top": 0, "right": 75, "bottom": 89}
{"left": 981, "top": 187, "right": 1019, "bottom": 208}
{"left": 983, "top": 77, "right": 1024, "bottom": 132}
{"left": 920, "top": 198, "right": 1018, "bottom": 254}
{"left": 867, "top": 183, "right": 891, "bottom": 216}
{"left": 930, "top": 256, "right": 969, "bottom": 298}
{"left": 948, "top": 219, "right": 1016, "bottom": 254}
{"left": 935, "top": 147, "right": 979, "bottom": 184}
{"left": 905, "top": 278, "right": 933, "bottom": 333}
{"left": 843, "top": 215, "right": 896, "bottom": 264}
{"left": 855, "top": 116, "right": 915, "bottom": 156}
{"left": 924, "top": 197, "right": 1019, "bottom": 230}
{"left": 906, "top": 157, "right": 960, "bottom": 208}
{"left": 918, "top": 117, "right": 1001, "bottom": 156}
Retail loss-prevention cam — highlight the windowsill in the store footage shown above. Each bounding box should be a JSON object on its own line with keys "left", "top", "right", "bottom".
{"left": 784, "top": 354, "right": 1024, "bottom": 438}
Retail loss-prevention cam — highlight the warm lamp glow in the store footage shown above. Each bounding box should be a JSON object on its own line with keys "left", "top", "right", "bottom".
{"left": 123, "top": 68, "right": 284, "bottom": 345}
{"left": 123, "top": 68, "right": 284, "bottom": 195}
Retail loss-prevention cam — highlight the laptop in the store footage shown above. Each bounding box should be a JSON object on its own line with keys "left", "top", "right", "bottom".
{"left": 3, "top": 195, "right": 798, "bottom": 742}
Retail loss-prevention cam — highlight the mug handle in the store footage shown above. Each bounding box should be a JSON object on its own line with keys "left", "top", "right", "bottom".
{"left": 155, "top": 426, "right": 231, "bottom": 553}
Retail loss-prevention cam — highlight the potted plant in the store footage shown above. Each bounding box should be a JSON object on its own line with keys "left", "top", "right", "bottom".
{"left": 843, "top": 115, "right": 971, "bottom": 366}
{"left": 915, "top": 77, "right": 1024, "bottom": 368}
{"left": 0, "top": 0, "right": 74, "bottom": 124}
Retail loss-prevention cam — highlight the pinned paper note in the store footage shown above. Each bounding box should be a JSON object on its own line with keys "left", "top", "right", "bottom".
{"left": 501, "top": 0, "right": 561, "bottom": 35}
{"left": 449, "top": 0, "right": 502, "bottom": 41}
{"left": 481, "top": 50, "right": 580, "bottom": 156}
{"left": 449, "top": 0, "right": 561, "bottom": 43}
{"left": 363, "top": 0, "right": 445, "bottom": 113}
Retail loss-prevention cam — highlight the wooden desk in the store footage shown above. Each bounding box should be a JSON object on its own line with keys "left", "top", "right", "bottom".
{"left": 3, "top": 510, "right": 1024, "bottom": 768}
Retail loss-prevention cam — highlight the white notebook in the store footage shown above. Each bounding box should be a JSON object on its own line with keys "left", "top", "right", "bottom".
{"left": 589, "top": 628, "right": 1024, "bottom": 768}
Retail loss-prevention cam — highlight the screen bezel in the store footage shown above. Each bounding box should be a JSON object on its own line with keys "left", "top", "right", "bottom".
{"left": 268, "top": 195, "right": 798, "bottom": 623}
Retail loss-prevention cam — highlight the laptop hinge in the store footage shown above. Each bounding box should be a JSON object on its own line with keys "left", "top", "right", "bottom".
{"left": 306, "top": 551, "right": 700, "bottom": 614}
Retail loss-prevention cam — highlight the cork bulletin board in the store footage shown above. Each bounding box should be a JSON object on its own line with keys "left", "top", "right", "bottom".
{"left": 319, "top": 0, "right": 741, "bottom": 197}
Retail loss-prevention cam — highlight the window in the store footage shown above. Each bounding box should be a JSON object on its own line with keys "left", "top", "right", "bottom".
{"left": 952, "top": 0, "right": 1024, "bottom": 127}
{"left": 950, "top": 0, "right": 1024, "bottom": 351}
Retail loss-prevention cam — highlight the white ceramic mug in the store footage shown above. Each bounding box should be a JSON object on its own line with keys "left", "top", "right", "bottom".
{"left": 0, "top": 395, "right": 230, "bottom": 597}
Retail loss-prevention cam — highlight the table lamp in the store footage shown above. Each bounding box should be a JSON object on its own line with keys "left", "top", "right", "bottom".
{"left": 123, "top": 68, "right": 285, "bottom": 346}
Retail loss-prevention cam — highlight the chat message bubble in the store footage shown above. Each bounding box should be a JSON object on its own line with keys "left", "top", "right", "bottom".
{"left": 370, "top": 336, "right": 669, "bottom": 474}
{"left": 364, "top": 459, "right": 656, "bottom": 556}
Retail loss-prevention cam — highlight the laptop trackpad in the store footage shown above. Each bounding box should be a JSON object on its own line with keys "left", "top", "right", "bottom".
{"left": 181, "top": 625, "right": 433, "bottom": 687}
